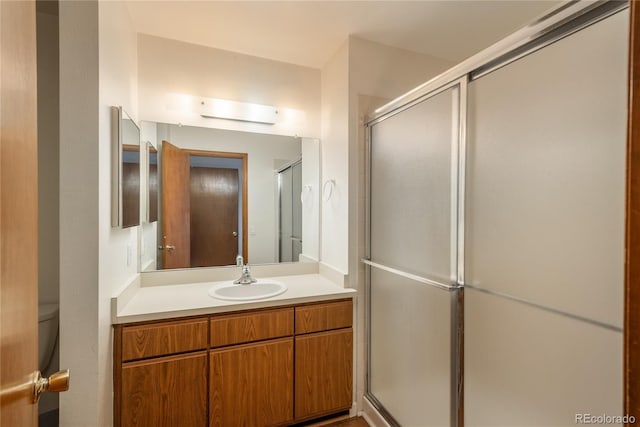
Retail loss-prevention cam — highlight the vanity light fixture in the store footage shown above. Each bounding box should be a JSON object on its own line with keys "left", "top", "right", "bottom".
{"left": 199, "top": 98, "right": 278, "bottom": 125}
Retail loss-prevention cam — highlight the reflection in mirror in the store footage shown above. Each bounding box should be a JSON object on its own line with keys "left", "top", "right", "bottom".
{"left": 140, "top": 122, "right": 320, "bottom": 271}
{"left": 111, "top": 106, "right": 141, "bottom": 228}
{"left": 278, "top": 160, "right": 303, "bottom": 262}
{"left": 148, "top": 144, "right": 158, "bottom": 223}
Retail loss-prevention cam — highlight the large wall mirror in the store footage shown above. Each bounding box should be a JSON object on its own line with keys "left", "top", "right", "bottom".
{"left": 111, "top": 106, "right": 141, "bottom": 228}
{"left": 140, "top": 121, "right": 320, "bottom": 271}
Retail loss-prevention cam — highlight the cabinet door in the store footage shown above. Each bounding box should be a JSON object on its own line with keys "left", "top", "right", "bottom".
{"left": 295, "top": 329, "right": 353, "bottom": 420}
{"left": 210, "top": 338, "right": 293, "bottom": 427}
{"left": 121, "top": 352, "right": 207, "bottom": 427}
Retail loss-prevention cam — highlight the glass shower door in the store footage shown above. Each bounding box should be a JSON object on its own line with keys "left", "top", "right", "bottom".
{"left": 464, "top": 9, "right": 628, "bottom": 425}
{"left": 367, "top": 84, "right": 462, "bottom": 427}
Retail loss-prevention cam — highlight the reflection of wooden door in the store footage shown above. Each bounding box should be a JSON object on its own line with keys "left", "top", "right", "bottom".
{"left": 190, "top": 167, "right": 239, "bottom": 267}
{"left": 148, "top": 147, "right": 158, "bottom": 223}
{"left": 0, "top": 1, "right": 39, "bottom": 425}
{"left": 122, "top": 161, "right": 140, "bottom": 228}
{"left": 161, "top": 141, "right": 190, "bottom": 269}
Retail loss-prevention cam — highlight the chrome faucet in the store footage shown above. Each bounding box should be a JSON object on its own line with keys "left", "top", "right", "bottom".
{"left": 234, "top": 262, "right": 257, "bottom": 285}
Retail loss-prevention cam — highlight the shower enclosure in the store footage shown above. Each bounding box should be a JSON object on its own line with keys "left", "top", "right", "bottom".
{"left": 278, "top": 160, "right": 303, "bottom": 262}
{"left": 365, "top": 1, "right": 629, "bottom": 425}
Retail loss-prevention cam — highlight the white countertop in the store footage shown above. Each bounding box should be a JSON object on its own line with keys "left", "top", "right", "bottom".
{"left": 113, "top": 273, "right": 356, "bottom": 324}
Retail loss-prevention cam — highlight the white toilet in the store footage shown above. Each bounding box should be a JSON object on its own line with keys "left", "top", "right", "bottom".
{"left": 38, "top": 303, "right": 59, "bottom": 375}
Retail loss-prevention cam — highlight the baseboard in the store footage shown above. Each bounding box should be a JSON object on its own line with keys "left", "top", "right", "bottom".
{"left": 361, "top": 396, "right": 391, "bottom": 427}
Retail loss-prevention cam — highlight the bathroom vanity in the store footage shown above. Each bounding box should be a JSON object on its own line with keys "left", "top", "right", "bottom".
{"left": 112, "top": 271, "right": 355, "bottom": 427}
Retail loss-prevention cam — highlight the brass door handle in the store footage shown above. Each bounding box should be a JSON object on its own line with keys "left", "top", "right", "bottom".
{"left": 232, "top": 231, "right": 238, "bottom": 237}
{"left": 33, "top": 369, "right": 70, "bottom": 403}
{"left": 159, "top": 236, "right": 175, "bottom": 252}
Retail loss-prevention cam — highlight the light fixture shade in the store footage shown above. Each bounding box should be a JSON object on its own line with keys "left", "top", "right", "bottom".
{"left": 199, "top": 98, "right": 278, "bottom": 124}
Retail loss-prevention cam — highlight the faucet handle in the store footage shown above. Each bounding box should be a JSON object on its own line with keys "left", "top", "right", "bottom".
{"left": 236, "top": 254, "right": 244, "bottom": 267}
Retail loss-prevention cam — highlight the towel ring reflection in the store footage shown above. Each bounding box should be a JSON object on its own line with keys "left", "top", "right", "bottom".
{"left": 322, "top": 179, "right": 335, "bottom": 202}
{"left": 301, "top": 185, "right": 312, "bottom": 204}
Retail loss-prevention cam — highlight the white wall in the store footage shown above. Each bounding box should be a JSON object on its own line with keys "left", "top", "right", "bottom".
{"left": 320, "top": 41, "right": 350, "bottom": 274}
{"left": 349, "top": 37, "right": 455, "bottom": 100}
{"left": 97, "top": 2, "right": 139, "bottom": 425}
{"left": 137, "top": 34, "right": 321, "bottom": 138}
{"left": 59, "top": 2, "right": 100, "bottom": 425}
{"left": 60, "top": 1, "right": 139, "bottom": 426}
{"left": 154, "top": 124, "right": 300, "bottom": 264}
{"left": 301, "top": 138, "right": 320, "bottom": 261}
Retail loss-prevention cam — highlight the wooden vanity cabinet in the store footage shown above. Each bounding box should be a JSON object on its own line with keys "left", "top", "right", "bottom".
{"left": 294, "top": 300, "right": 353, "bottom": 421}
{"left": 121, "top": 352, "right": 208, "bottom": 427}
{"left": 114, "top": 318, "right": 209, "bottom": 427}
{"left": 114, "top": 299, "right": 353, "bottom": 427}
{"left": 209, "top": 308, "right": 294, "bottom": 427}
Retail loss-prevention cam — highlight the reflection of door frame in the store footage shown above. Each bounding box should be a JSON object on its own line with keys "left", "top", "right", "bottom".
{"left": 185, "top": 149, "right": 248, "bottom": 262}
{"left": 626, "top": 2, "right": 640, "bottom": 418}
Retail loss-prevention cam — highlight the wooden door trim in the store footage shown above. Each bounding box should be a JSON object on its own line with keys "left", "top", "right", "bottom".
{"left": 185, "top": 149, "right": 248, "bottom": 263}
{"left": 626, "top": 1, "right": 640, "bottom": 421}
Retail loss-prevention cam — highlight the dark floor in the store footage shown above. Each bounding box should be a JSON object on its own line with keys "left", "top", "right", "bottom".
{"left": 326, "top": 417, "right": 370, "bottom": 427}
{"left": 38, "top": 409, "right": 58, "bottom": 427}
{"left": 293, "top": 413, "right": 370, "bottom": 427}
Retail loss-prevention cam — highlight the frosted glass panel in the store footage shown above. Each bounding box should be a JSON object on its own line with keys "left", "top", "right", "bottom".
{"left": 465, "top": 288, "right": 622, "bottom": 426}
{"left": 369, "top": 268, "right": 451, "bottom": 426}
{"left": 279, "top": 168, "right": 293, "bottom": 262}
{"left": 370, "top": 88, "right": 456, "bottom": 281}
{"left": 465, "top": 10, "right": 628, "bottom": 327}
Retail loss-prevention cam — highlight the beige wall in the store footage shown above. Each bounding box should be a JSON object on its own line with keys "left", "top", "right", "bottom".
{"left": 137, "top": 34, "right": 321, "bottom": 138}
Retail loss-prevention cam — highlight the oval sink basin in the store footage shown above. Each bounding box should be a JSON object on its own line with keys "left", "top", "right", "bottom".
{"left": 208, "top": 280, "right": 287, "bottom": 301}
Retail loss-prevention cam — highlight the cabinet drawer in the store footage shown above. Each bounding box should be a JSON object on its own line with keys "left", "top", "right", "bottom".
{"left": 210, "top": 307, "right": 294, "bottom": 347}
{"left": 295, "top": 299, "right": 353, "bottom": 334}
{"left": 121, "top": 318, "right": 208, "bottom": 361}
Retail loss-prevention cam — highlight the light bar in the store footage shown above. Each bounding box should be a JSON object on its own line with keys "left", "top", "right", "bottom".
{"left": 199, "top": 98, "right": 278, "bottom": 125}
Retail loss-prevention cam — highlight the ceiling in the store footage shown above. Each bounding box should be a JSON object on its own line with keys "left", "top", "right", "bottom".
{"left": 125, "top": 0, "right": 562, "bottom": 69}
